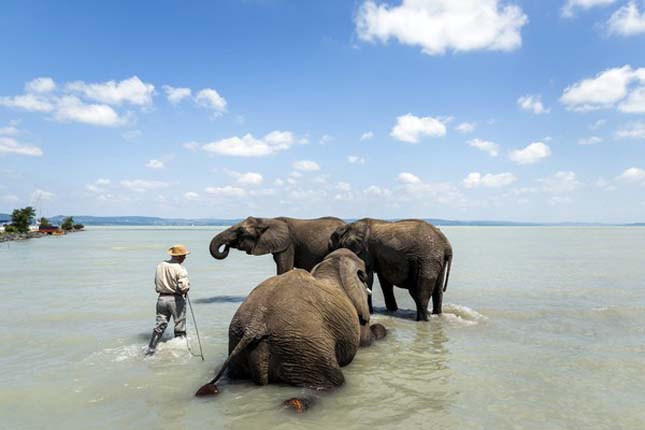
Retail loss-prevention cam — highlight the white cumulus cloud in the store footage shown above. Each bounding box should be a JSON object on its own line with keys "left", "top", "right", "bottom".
{"left": 360, "top": 131, "right": 374, "bottom": 141}
{"left": 32, "top": 189, "right": 55, "bottom": 201}
{"left": 348, "top": 155, "right": 366, "bottom": 164}
{"left": 607, "top": 1, "right": 645, "bottom": 36}
{"left": 293, "top": 160, "right": 320, "bottom": 172}
{"left": 397, "top": 172, "right": 422, "bottom": 184}
{"left": 146, "top": 159, "right": 165, "bottom": 169}
{"left": 120, "top": 179, "right": 169, "bottom": 192}
{"left": 0, "top": 137, "right": 43, "bottom": 156}
{"left": 202, "top": 130, "right": 295, "bottom": 157}
{"left": 578, "top": 136, "right": 603, "bottom": 145}
{"left": 356, "top": 0, "right": 527, "bottom": 55}
{"left": 163, "top": 85, "right": 192, "bottom": 104}
{"left": 205, "top": 185, "right": 247, "bottom": 198}
{"left": 517, "top": 95, "right": 550, "bottom": 114}
{"left": 509, "top": 142, "right": 551, "bottom": 165}
{"left": 364, "top": 185, "right": 392, "bottom": 197}
{"left": 463, "top": 172, "right": 517, "bottom": 188}
{"left": 560, "top": 65, "right": 645, "bottom": 112}
{"left": 562, "top": 0, "right": 617, "bottom": 17}
{"left": 54, "top": 96, "right": 124, "bottom": 127}
{"left": 85, "top": 178, "right": 111, "bottom": 193}
{"left": 228, "top": 171, "right": 264, "bottom": 186}
{"left": 66, "top": 76, "right": 154, "bottom": 106}
{"left": 468, "top": 138, "right": 499, "bottom": 157}
{"left": 616, "top": 167, "right": 645, "bottom": 184}
{"left": 195, "top": 88, "right": 227, "bottom": 113}
{"left": 26, "top": 77, "right": 56, "bottom": 93}
{"left": 391, "top": 113, "right": 447, "bottom": 143}
{"left": 0, "top": 123, "right": 20, "bottom": 136}
{"left": 336, "top": 182, "right": 352, "bottom": 192}
{"left": 538, "top": 171, "right": 583, "bottom": 193}
{"left": 456, "top": 122, "right": 476, "bottom": 134}
{"left": 184, "top": 191, "right": 200, "bottom": 201}
{"left": 0, "top": 93, "right": 54, "bottom": 112}
{"left": 616, "top": 121, "right": 645, "bottom": 139}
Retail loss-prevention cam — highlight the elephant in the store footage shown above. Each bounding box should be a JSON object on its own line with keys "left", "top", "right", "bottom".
{"left": 329, "top": 218, "right": 453, "bottom": 321}
{"left": 209, "top": 216, "right": 346, "bottom": 274}
{"left": 195, "top": 248, "right": 386, "bottom": 406}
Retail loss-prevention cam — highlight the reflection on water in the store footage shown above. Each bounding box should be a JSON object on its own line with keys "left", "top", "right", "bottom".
{"left": 191, "top": 295, "right": 247, "bottom": 304}
{"left": 1, "top": 226, "right": 645, "bottom": 430}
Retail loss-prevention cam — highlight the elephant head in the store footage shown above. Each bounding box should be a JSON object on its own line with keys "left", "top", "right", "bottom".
{"left": 314, "top": 248, "right": 371, "bottom": 325}
{"left": 210, "top": 217, "right": 290, "bottom": 260}
{"left": 328, "top": 220, "right": 370, "bottom": 260}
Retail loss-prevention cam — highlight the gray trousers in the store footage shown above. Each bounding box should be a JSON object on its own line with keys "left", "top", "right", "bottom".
{"left": 153, "top": 294, "right": 186, "bottom": 336}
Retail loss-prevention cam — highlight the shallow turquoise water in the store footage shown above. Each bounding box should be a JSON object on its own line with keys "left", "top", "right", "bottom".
{"left": 1, "top": 226, "right": 644, "bottom": 429}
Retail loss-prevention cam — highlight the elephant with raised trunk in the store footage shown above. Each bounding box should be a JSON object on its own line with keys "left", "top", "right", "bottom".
{"left": 195, "top": 249, "right": 387, "bottom": 405}
{"left": 209, "top": 216, "right": 345, "bottom": 274}
{"left": 329, "top": 218, "right": 453, "bottom": 321}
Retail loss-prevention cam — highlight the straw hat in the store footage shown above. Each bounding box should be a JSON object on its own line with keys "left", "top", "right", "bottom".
{"left": 168, "top": 244, "right": 191, "bottom": 256}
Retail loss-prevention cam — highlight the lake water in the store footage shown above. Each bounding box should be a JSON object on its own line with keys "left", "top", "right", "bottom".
{"left": 1, "top": 226, "right": 644, "bottom": 429}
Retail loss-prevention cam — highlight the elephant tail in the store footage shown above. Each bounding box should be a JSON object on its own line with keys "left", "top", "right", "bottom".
{"left": 442, "top": 252, "right": 452, "bottom": 293}
{"left": 195, "top": 330, "right": 261, "bottom": 396}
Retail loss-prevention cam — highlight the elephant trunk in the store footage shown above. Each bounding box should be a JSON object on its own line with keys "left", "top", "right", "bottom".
{"left": 210, "top": 230, "right": 234, "bottom": 259}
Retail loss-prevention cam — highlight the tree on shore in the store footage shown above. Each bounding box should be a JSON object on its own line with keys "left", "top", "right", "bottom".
{"left": 61, "top": 216, "right": 74, "bottom": 231}
{"left": 9, "top": 207, "right": 36, "bottom": 234}
{"left": 39, "top": 217, "right": 51, "bottom": 227}
{"left": 60, "top": 216, "right": 84, "bottom": 231}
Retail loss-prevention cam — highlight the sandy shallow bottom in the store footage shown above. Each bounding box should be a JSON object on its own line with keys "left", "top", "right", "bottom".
{"left": 1, "top": 226, "right": 644, "bottom": 430}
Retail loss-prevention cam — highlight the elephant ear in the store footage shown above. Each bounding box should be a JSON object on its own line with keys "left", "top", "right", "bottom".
{"left": 341, "top": 220, "right": 370, "bottom": 256}
{"left": 328, "top": 225, "right": 346, "bottom": 252}
{"left": 251, "top": 218, "right": 290, "bottom": 255}
{"left": 338, "top": 255, "right": 370, "bottom": 325}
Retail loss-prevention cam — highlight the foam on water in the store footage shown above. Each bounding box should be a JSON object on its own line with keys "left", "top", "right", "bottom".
{"left": 435, "top": 303, "right": 488, "bottom": 326}
{"left": 85, "top": 336, "right": 203, "bottom": 365}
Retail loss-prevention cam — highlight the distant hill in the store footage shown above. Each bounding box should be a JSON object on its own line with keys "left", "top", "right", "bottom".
{"left": 0, "top": 213, "right": 10, "bottom": 223}
{"left": 39, "top": 215, "right": 645, "bottom": 227}
{"left": 48, "top": 215, "right": 244, "bottom": 226}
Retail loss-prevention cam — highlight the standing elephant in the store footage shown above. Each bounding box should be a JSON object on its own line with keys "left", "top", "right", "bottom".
{"left": 329, "top": 218, "right": 452, "bottom": 321}
{"left": 209, "top": 216, "right": 345, "bottom": 274}
{"left": 195, "top": 249, "right": 386, "bottom": 402}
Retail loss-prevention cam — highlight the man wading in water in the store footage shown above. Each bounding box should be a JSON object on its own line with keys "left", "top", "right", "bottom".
{"left": 145, "top": 244, "right": 191, "bottom": 356}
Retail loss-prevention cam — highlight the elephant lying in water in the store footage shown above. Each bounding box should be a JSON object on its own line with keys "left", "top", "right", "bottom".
{"left": 329, "top": 218, "right": 453, "bottom": 321}
{"left": 209, "top": 216, "right": 345, "bottom": 274}
{"left": 195, "top": 249, "right": 386, "bottom": 408}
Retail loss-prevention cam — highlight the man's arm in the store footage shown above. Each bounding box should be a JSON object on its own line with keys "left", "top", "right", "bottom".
{"left": 176, "top": 267, "right": 191, "bottom": 295}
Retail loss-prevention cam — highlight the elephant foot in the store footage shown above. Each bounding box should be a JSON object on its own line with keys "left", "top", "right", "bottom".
{"left": 195, "top": 382, "right": 220, "bottom": 397}
{"left": 283, "top": 396, "right": 314, "bottom": 414}
{"left": 370, "top": 324, "right": 387, "bottom": 340}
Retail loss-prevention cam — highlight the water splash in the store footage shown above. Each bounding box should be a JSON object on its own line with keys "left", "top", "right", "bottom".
{"left": 435, "top": 303, "right": 488, "bottom": 326}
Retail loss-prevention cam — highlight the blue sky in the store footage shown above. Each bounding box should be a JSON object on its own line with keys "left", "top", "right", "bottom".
{"left": 1, "top": 0, "right": 644, "bottom": 222}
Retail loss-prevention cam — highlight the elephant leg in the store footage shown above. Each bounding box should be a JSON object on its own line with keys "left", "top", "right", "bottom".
{"left": 431, "top": 274, "right": 444, "bottom": 315}
{"left": 273, "top": 247, "right": 295, "bottom": 274}
{"left": 249, "top": 340, "right": 270, "bottom": 385}
{"left": 377, "top": 272, "right": 398, "bottom": 312}
{"left": 410, "top": 277, "right": 436, "bottom": 322}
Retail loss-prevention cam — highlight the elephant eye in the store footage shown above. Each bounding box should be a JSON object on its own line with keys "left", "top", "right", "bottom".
{"left": 357, "top": 270, "right": 367, "bottom": 283}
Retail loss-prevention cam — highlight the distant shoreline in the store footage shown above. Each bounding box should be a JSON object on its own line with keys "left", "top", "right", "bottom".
{"left": 0, "top": 229, "right": 83, "bottom": 243}
{"left": 2, "top": 214, "right": 643, "bottom": 228}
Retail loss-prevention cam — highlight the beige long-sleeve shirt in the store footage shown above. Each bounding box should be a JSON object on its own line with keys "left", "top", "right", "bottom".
{"left": 155, "top": 260, "right": 191, "bottom": 294}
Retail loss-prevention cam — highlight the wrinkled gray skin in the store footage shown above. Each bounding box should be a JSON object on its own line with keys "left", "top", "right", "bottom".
{"left": 210, "top": 216, "right": 346, "bottom": 274}
{"left": 205, "top": 249, "right": 386, "bottom": 390}
{"left": 329, "top": 218, "right": 453, "bottom": 321}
